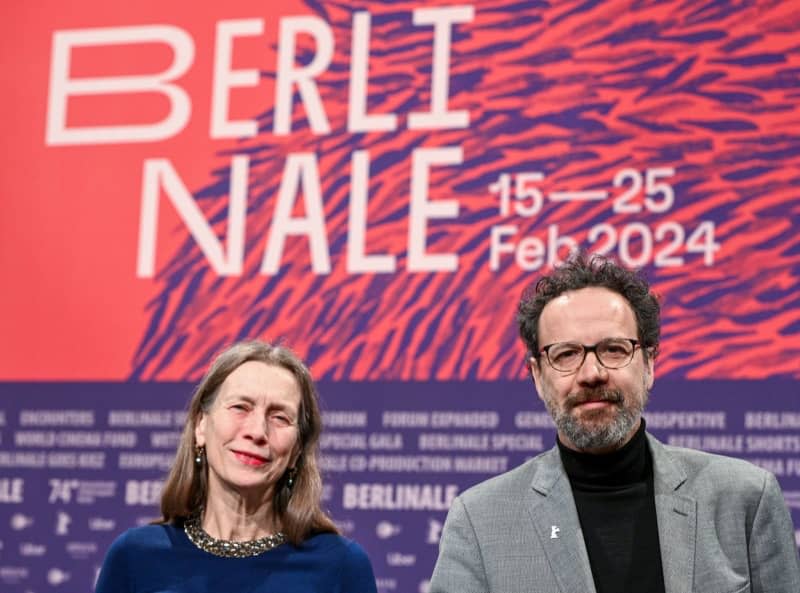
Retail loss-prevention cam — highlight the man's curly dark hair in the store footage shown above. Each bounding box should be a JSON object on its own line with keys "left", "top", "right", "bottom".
{"left": 517, "top": 252, "right": 661, "bottom": 361}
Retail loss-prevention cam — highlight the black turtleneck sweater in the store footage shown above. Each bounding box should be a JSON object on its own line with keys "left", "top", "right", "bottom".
{"left": 557, "top": 421, "right": 666, "bottom": 593}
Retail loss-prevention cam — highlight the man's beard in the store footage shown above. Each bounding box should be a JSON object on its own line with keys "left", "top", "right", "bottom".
{"left": 543, "top": 387, "right": 648, "bottom": 451}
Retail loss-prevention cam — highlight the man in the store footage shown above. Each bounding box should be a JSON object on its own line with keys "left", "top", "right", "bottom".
{"left": 430, "top": 253, "right": 800, "bottom": 593}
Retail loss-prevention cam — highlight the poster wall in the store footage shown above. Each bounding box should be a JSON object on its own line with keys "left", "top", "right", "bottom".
{"left": 2, "top": 1, "right": 799, "bottom": 591}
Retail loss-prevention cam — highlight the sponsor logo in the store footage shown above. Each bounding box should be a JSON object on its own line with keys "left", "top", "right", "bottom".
{"left": 55, "top": 511, "right": 71, "bottom": 536}
{"left": 375, "top": 521, "right": 401, "bottom": 539}
{"left": 66, "top": 541, "right": 98, "bottom": 558}
{"left": 0, "top": 566, "right": 29, "bottom": 584}
{"left": 10, "top": 513, "right": 33, "bottom": 530}
{"left": 88, "top": 517, "right": 116, "bottom": 531}
{"left": 375, "top": 577, "right": 397, "bottom": 591}
{"left": 47, "top": 568, "right": 70, "bottom": 586}
{"left": 19, "top": 542, "right": 46, "bottom": 557}
{"left": 386, "top": 552, "right": 416, "bottom": 567}
{"left": 426, "top": 518, "right": 443, "bottom": 544}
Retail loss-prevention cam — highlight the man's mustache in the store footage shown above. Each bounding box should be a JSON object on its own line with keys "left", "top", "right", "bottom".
{"left": 565, "top": 389, "right": 624, "bottom": 410}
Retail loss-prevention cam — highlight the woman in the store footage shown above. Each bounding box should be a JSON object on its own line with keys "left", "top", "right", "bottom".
{"left": 96, "top": 340, "right": 377, "bottom": 592}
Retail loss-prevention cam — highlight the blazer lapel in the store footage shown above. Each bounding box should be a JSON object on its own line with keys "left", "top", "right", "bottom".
{"left": 525, "top": 448, "right": 597, "bottom": 593}
{"left": 648, "top": 434, "right": 697, "bottom": 593}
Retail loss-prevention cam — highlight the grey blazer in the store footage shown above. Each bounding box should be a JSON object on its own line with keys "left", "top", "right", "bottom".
{"left": 430, "top": 433, "right": 800, "bottom": 593}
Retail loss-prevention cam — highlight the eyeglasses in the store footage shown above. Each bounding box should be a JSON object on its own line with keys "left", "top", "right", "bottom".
{"left": 539, "top": 338, "right": 641, "bottom": 373}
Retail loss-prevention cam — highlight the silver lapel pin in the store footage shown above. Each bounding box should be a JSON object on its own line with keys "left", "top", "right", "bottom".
{"left": 550, "top": 525, "right": 560, "bottom": 539}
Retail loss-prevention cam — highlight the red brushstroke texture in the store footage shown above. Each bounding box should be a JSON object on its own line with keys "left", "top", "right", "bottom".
{"left": 127, "top": 0, "right": 800, "bottom": 380}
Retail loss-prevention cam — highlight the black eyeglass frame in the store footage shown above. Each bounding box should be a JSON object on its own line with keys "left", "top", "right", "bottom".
{"left": 538, "top": 338, "right": 642, "bottom": 373}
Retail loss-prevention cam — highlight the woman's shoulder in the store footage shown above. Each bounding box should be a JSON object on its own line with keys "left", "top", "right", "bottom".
{"left": 108, "top": 523, "right": 182, "bottom": 554}
{"left": 302, "top": 533, "right": 374, "bottom": 568}
{"left": 300, "top": 533, "right": 376, "bottom": 591}
{"left": 96, "top": 524, "right": 193, "bottom": 593}
{"left": 303, "top": 532, "right": 365, "bottom": 553}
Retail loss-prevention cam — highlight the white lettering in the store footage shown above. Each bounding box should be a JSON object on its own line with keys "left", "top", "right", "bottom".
{"left": 210, "top": 19, "right": 263, "bottom": 138}
{"left": 0, "top": 478, "right": 24, "bottom": 503}
{"left": 274, "top": 17, "right": 333, "bottom": 135}
{"left": 347, "top": 150, "right": 396, "bottom": 272}
{"left": 489, "top": 225, "right": 518, "bottom": 271}
{"left": 408, "top": 6, "right": 473, "bottom": 129}
{"left": 137, "top": 156, "right": 248, "bottom": 277}
{"left": 408, "top": 147, "right": 462, "bottom": 271}
{"left": 124, "top": 480, "right": 163, "bottom": 506}
{"left": 342, "top": 483, "right": 458, "bottom": 510}
{"left": 261, "top": 153, "right": 330, "bottom": 274}
{"left": 347, "top": 12, "right": 397, "bottom": 132}
{"left": 46, "top": 25, "right": 193, "bottom": 145}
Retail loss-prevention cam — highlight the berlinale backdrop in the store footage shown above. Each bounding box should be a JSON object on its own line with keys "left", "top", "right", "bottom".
{"left": 1, "top": 1, "right": 799, "bottom": 591}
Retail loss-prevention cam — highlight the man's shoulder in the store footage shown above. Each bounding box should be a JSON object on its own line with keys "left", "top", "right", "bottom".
{"left": 458, "top": 447, "right": 557, "bottom": 506}
{"left": 650, "top": 434, "right": 772, "bottom": 496}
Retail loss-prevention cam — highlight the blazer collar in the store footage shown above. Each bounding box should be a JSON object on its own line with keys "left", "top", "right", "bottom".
{"left": 525, "top": 435, "right": 698, "bottom": 593}
{"left": 525, "top": 447, "right": 597, "bottom": 593}
{"left": 647, "top": 434, "right": 697, "bottom": 593}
